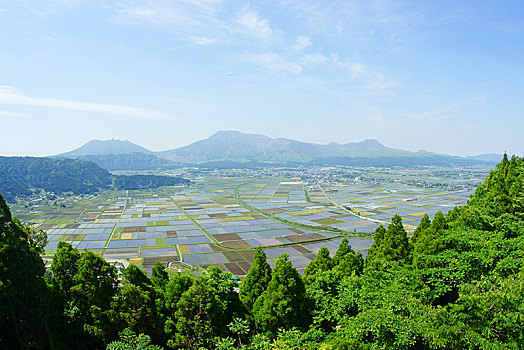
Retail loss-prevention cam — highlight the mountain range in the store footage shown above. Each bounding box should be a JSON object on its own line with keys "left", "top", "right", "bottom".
{"left": 56, "top": 130, "right": 500, "bottom": 170}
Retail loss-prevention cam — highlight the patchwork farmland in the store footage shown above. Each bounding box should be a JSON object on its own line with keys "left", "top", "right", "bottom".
{"left": 12, "top": 174, "right": 474, "bottom": 276}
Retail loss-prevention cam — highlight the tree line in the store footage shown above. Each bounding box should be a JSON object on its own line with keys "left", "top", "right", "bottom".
{"left": 0, "top": 156, "right": 189, "bottom": 201}
{"left": 1, "top": 154, "right": 523, "bottom": 349}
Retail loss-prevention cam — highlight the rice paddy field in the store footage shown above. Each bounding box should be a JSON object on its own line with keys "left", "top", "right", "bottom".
{"left": 11, "top": 170, "right": 478, "bottom": 276}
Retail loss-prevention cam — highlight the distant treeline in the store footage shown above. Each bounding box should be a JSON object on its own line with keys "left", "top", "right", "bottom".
{"left": 0, "top": 155, "right": 523, "bottom": 349}
{"left": 0, "top": 156, "right": 189, "bottom": 201}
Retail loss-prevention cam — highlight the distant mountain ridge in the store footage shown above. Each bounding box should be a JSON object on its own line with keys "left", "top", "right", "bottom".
{"left": 467, "top": 154, "right": 503, "bottom": 164}
{"left": 59, "top": 139, "right": 153, "bottom": 157}
{"left": 56, "top": 131, "right": 497, "bottom": 168}
{"left": 158, "top": 131, "right": 416, "bottom": 163}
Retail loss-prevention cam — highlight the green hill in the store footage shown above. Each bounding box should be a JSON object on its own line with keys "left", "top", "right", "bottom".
{"left": 0, "top": 156, "right": 189, "bottom": 201}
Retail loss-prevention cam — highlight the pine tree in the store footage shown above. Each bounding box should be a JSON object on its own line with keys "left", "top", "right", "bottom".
{"left": 411, "top": 213, "right": 431, "bottom": 245}
{"left": 151, "top": 262, "right": 169, "bottom": 289}
{"left": 174, "top": 277, "right": 221, "bottom": 349}
{"left": 332, "top": 238, "right": 364, "bottom": 279}
{"left": 304, "top": 246, "right": 332, "bottom": 285}
{"left": 239, "top": 247, "right": 272, "bottom": 311}
{"left": 253, "top": 253, "right": 309, "bottom": 336}
{"left": 413, "top": 211, "right": 447, "bottom": 267}
{"left": 365, "top": 215, "right": 412, "bottom": 270}
{"left": 333, "top": 237, "right": 350, "bottom": 265}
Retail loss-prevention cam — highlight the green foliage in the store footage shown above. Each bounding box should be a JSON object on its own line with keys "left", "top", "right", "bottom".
{"left": 365, "top": 215, "right": 412, "bottom": 271}
{"left": 172, "top": 277, "right": 222, "bottom": 349}
{"left": 228, "top": 317, "right": 250, "bottom": 347}
{"left": 2, "top": 154, "right": 524, "bottom": 350}
{"left": 0, "top": 193, "right": 48, "bottom": 348}
{"left": 0, "top": 156, "right": 189, "bottom": 201}
{"left": 412, "top": 211, "right": 448, "bottom": 268}
{"left": 253, "top": 253, "right": 309, "bottom": 336}
{"left": 239, "top": 247, "right": 272, "bottom": 310}
{"left": 332, "top": 238, "right": 364, "bottom": 280}
{"left": 123, "top": 264, "right": 152, "bottom": 290}
{"left": 107, "top": 328, "right": 162, "bottom": 350}
{"left": 201, "top": 266, "right": 244, "bottom": 325}
{"left": 411, "top": 213, "right": 430, "bottom": 245}
{"left": 111, "top": 284, "right": 159, "bottom": 338}
{"left": 151, "top": 262, "right": 169, "bottom": 289}
{"left": 304, "top": 246, "right": 333, "bottom": 285}
{"left": 306, "top": 271, "right": 342, "bottom": 332}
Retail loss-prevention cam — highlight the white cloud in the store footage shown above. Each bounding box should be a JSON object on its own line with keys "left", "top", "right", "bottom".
{"left": 188, "top": 36, "right": 219, "bottom": 45}
{"left": 292, "top": 35, "right": 311, "bottom": 51}
{"left": 243, "top": 53, "right": 302, "bottom": 74}
{"left": 236, "top": 9, "right": 273, "bottom": 38}
{"left": 333, "top": 58, "right": 395, "bottom": 91}
{"left": 0, "top": 110, "right": 26, "bottom": 117}
{"left": 300, "top": 53, "right": 328, "bottom": 66}
{"left": 0, "top": 85, "right": 174, "bottom": 120}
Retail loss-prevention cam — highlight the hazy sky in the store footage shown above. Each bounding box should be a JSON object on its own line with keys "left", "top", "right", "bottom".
{"left": 1, "top": 0, "right": 523, "bottom": 157}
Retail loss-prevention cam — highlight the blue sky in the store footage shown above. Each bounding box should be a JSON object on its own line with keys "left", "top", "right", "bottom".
{"left": 1, "top": 0, "right": 523, "bottom": 157}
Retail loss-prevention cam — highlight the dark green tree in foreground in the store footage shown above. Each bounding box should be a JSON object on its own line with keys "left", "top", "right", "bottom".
{"left": 365, "top": 214, "right": 412, "bottom": 271}
{"left": 239, "top": 247, "right": 272, "bottom": 310}
{"left": 151, "top": 261, "right": 169, "bottom": 289}
{"left": 410, "top": 213, "right": 430, "bottom": 246}
{"left": 412, "top": 211, "right": 448, "bottom": 267}
{"left": 0, "top": 194, "right": 48, "bottom": 348}
{"left": 332, "top": 237, "right": 364, "bottom": 280}
{"left": 253, "top": 253, "right": 309, "bottom": 336}
{"left": 304, "top": 246, "right": 332, "bottom": 285}
{"left": 107, "top": 328, "right": 162, "bottom": 350}
{"left": 173, "top": 277, "right": 222, "bottom": 349}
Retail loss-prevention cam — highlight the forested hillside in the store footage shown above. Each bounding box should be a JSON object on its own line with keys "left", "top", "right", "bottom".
{"left": 69, "top": 153, "right": 179, "bottom": 171}
{"left": 0, "top": 155, "right": 523, "bottom": 349}
{"left": 0, "top": 156, "right": 189, "bottom": 201}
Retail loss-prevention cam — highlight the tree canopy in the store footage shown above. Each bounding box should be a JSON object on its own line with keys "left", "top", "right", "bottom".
{"left": 1, "top": 155, "right": 524, "bottom": 349}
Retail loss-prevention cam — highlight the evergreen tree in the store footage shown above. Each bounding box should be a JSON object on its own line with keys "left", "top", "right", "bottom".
{"left": 163, "top": 273, "right": 193, "bottom": 347}
{"left": 413, "top": 211, "right": 448, "bottom": 267}
{"left": 111, "top": 284, "right": 159, "bottom": 340}
{"left": 332, "top": 240, "right": 364, "bottom": 280}
{"left": 304, "top": 246, "right": 332, "bottom": 285}
{"left": 0, "top": 194, "right": 48, "bottom": 348}
{"left": 151, "top": 262, "right": 169, "bottom": 289}
{"left": 333, "top": 237, "right": 350, "bottom": 265}
{"left": 253, "top": 253, "right": 309, "bottom": 336}
{"left": 106, "top": 328, "right": 162, "bottom": 350}
{"left": 123, "top": 264, "right": 151, "bottom": 290}
{"left": 173, "top": 277, "right": 222, "bottom": 349}
{"left": 50, "top": 241, "right": 81, "bottom": 296}
{"left": 239, "top": 247, "right": 272, "bottom": 311}
{"left": 201, "top": 266, "right": 244, "bottom": 331}
{"left": 68, "top": 251, "right": 118, "bottom": 347}
{"left": 365, "top": 215, "right": 412, "bottom": 271}
{"left": 411, "top": 213, "right": 430, "bottom": 245}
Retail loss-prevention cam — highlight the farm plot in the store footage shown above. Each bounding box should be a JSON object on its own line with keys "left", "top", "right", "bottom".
{"left": 11, "top": 172, "right": 473, "bottom": 277}
{"left": 325, "top": 183, "right": 470, "bottom": 228}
